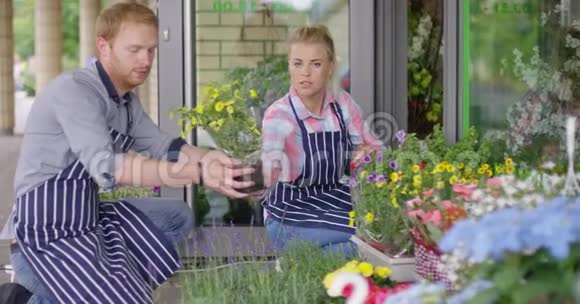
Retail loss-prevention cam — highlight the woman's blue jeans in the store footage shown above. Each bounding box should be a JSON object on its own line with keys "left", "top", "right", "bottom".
{"left": 10, "top": 198, "right": 194, "bottom": 304}
{"left": 264, "top": 217, "right": 358, "bottom": 259}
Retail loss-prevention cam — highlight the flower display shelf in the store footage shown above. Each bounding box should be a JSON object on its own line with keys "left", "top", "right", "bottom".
{"left": 350, "top": 235, "right": 416, "bottom": 282}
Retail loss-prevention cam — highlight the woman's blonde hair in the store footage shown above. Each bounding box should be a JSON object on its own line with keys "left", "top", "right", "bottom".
{"left": 287, "top": 24, "right": 336, "bottom": 63}
{"left": 96, "top": 3, "right": 158, "bottom": 42}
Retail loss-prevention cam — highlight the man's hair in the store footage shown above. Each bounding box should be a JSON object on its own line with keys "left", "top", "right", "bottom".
{"left": 96, "top": 3, "right": 158, "bottom": 41}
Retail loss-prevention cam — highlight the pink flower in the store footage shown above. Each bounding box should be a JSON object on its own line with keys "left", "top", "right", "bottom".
{"left": 486, "top": 177, "right": 502, "bottom": 187}
{"left": 406, "top": 197, "right": 424, "bottom": 208}
{"left": 422, "top": 210, "right": 442, "bottom": 227}
{"left": 422, "top": 188, "right": 434, "bottom": 198}
{"left": 407, "top": 209, "right": 426, "bottom": 220}
{"left": 452, "top": 183, "right": 477, "bottom": 199}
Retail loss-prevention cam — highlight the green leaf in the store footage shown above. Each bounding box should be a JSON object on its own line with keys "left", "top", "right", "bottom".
{"left": 425, "top": 222, "right": 443, "bottom": 242}
{"left": 470, "top": 288, "right": 500, "bottom": 304}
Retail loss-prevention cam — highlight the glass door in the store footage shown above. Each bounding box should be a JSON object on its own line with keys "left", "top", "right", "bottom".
{"left": 190, "top": 0, "right": 350, "bottom": 227}
{"left": 463, "top": 0, "right": 580, "bottom": 161}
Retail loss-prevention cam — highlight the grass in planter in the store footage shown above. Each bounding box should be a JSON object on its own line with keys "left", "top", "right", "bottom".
{"left": 182, "top": 244, "right": 348, "bottom": 304}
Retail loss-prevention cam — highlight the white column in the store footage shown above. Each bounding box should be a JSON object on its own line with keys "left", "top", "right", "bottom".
{"left": 80, "top": 0, "right": 101, "bottom": 66}
{"left": 0, "top": 0, "right": 14, "bottom": 134}
{"left": 35, "top": 0, "right": 62, "bottom": 94}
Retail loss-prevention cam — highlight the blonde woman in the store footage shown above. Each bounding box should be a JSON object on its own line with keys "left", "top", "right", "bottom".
{"left": 261, "top": 25, "right": 383, "bottom": 258}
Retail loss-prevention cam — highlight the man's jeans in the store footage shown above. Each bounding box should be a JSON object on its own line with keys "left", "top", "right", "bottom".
{"left": 10, "top": 198, "right": 194, "bottom": 304}
{"left": 264, "top": 217, "right": 358, "bottom": 259}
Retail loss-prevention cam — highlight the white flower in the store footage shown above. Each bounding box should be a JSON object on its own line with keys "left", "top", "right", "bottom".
{"left": 566, "top": 34, "right": 580, "bottom": 49}
{"left": 541, "top": 12, "right": 549, "bottom": 26}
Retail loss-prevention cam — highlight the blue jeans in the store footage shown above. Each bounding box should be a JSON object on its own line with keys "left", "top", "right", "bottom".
{"left": 10, "top": 198, "right": 194, "bottom": 304}
{"left": 264, "top": 217, "right": 358, "bottom": 259}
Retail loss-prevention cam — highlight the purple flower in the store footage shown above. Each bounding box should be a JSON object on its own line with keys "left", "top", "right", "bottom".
{"left": 395, "top": 129, "right": 406, "bottom": 143}
{"left": 376, "top": 152, "right": 384, "bottom": 163}
{"left": 152, "top": 186, "right": 160, "bottom": 193}
{"left": 376, "top": 175, "right": 386, "bottom": 183}
{"left": 389, "top": 161, "right": 398, "bottom": 170}
{"left": 367, "top": 174, "right": 377, "bottom": 183}
{"left": 363, "top": 155, "right": 372, "bottom": 164}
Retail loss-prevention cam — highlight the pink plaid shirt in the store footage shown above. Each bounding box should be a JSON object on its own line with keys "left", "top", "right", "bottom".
{"left": 261, "top": 87, "right": 383, "bottom": 183}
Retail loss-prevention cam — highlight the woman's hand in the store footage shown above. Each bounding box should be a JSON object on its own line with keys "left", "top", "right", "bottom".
{"left": 352, "top": 144, "right": 375, "bottom": 164}
{"left": 198, "top": 150, "right": 256, "bottom": 199}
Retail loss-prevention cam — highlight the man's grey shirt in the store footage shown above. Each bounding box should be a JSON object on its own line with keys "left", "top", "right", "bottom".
{"left": 0, "top": 63, "right": 180, "bottom": 241}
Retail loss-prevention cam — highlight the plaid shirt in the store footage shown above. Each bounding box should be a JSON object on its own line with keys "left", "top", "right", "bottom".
{"left": 262, "top": 87, "right": 383, "bottom": 183}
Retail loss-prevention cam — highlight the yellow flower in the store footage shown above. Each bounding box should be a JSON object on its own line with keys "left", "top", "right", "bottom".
{"left": 349, "top": 211, "right": 356, "bottom": 218}
{"left": 195, "top": 105, "right": 203, "bottom": 114}
{"left": 226, "top": 106, "right": 234, "bottom": 114}
{"left": 250, "top": 89, "right": 258, "bottom": 98}
{"left": 458, "top": 163, "right": 465, "bottom": 169}
{"left": 374, "top": 266, "right": 392, "bottom": 279}
{"left": 345, "top": 260, "right": 359, "bottom": 269}
{"left": 477, "top": 167, "right": 486, "bottom": 175}
{"left": 364, "top": 212, "right": 375, "bottom": 224}
{"left": 357, "top": 262, "right": 373, "bottom": 277}
{"left": 349, "top": 219, "right": 355, "bottom": 227}
{"left": 252, "top": 127, "right": 261, "bottom": 135}
{"left": 323, "top": 272, "right": 336, "bottom": 289}
{"left": 217, "top": 118, "right": 224, "bottom": 127}
{"left": 435, "top": 163, "right": 446, "bottom": 172}
{"left": 375, "top": 182, "right": 385, "bottom": 188}
{"left": 482, "top": 164, "right": 490, "bottom": 170}
{"left": 436, "top": 181, "right": 445, "bottom": 189}
{"left": 215, "top": 102, "right": 225, "bottom": 112}
{"left": 209, "top": 88, "right": 219, "bottom": 99}
{"left": 224, "top": 100, "right": 235, "bottom": 106}
{"left": 486, "top": 169, "right": 493, "bottom": 177}
{"left": 506, "top": 166, "right": 515, "bottom": 174}
{"left": 413, "top": 175, "right": 422, "bottom": 184}
{"left": 208, "top": 121, "right": 221, "bottom": 130}
{"left": 411, "top": 165, "right": 420, "bottom": 173}
{"left": 459, "top": 178, "right": 467, "bottom": 184}
{"left": 391, "top": 197, "right": 399, "bottom": 208}
{"left": 505, "top": 158, "right": 513, "bottom": 166}
{"left": 390, "top": 172, "right": 399, "bottom": 183}
{"left": 359, "top": 170, "right": 369, "bottom": 179}
{"left": 446, "top": 164, "right": 456, "bottom": 173}
{"left": 449, "top": 175, "right": 458, "bottom": 184}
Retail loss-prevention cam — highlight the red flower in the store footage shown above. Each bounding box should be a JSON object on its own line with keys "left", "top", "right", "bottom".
{"left": 342, "top": 283, "right": 354, "bottom": 298}
{"left": 418, "top": 162, "right": 426, "bottom": 169}
{"left": 350, "top": 162, "right": 357, "bottom": 170}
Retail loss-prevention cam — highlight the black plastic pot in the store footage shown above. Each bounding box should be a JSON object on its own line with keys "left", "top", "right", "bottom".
{"left": 234, "top": 160, "right": 265, "bottom": 194}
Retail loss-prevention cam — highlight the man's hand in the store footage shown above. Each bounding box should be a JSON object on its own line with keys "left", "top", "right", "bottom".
{"left": 199, "top": 150, "right": 256, "bottom": 199}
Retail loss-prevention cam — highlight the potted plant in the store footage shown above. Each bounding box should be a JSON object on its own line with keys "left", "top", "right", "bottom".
{"left": 172, "top": 80, "right": 265, "bottom": 194}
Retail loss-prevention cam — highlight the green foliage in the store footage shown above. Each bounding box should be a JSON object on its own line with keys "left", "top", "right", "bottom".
{"left": 182, "top": 244, "right": 346, "bottom": 304}
{"left": 470, "top": 246, "right": 580, "bottom": 304}
{"left": 14, "top": 0, "right": 80, "bottom": 66}
{"left": 172, "top": 81, "right": 262, "bottom": 161}
{"left": 99, "top": 186, "right": 158, "bottom": 201}
{"left": 225, "top": 55, "right": 290, "bottom": 108}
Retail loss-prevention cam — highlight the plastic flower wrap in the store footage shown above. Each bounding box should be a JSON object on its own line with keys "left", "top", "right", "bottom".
{"left": 173, "top": 80, "right": 265, "bottom": 193}
{"left": 322, "top": 260, "right": 411, "bottom": 304}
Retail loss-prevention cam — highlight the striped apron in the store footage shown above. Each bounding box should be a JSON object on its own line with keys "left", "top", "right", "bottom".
{"left": 13, "top": 121, "right": 180, "bottom": 303}
{"left": 263, "top": 96, "right": 355, "bottom": 234}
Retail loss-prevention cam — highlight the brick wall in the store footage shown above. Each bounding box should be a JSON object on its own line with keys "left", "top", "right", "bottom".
{"left": 194, "top": 1, "right": 349, "bottom": 92}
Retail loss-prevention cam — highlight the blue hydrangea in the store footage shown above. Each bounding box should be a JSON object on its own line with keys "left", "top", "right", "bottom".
{"left": 383, "top": 282, "right": 446, "bottom": 304}
{"left": 439, "top": 195, "right": 580, "bottom": 262}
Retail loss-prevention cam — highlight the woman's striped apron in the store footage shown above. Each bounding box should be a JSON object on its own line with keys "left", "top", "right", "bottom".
{"left": 263, "top": 96, "right": 355, "bottom": 234}
{"left": 13, "top": 115, "right": 180, "bottom": 303}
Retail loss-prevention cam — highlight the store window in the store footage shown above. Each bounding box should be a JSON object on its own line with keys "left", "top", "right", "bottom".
{"left": 191, "top": 0, "right": 350, "bottom": 226}
{"left": 465, "top": 0, "right": 580, "bottom": 161}
{"left": 407, "top": 0, "right": 444, "bottom": 138}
